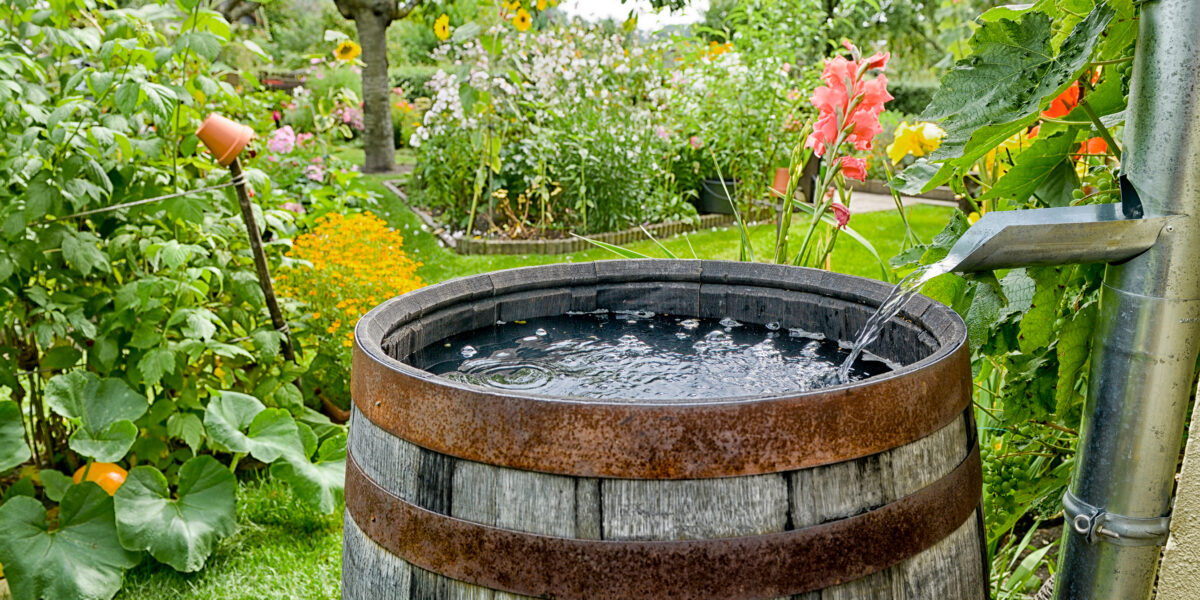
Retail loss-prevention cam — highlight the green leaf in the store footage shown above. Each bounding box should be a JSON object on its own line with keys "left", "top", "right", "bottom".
{"left": 61, "top": 231, "right": 109, "bottom": 277}
{"left": 0, "top": 484, "right": 141, "bottom": 600}
{"left": 114, "top": 456, "right": 236, "bottom": 572}
{"left": 41, "top": 345, "right": 82, "bottom": 370}
{"left": 977, "top": 132, "right": 1078, "bottom": 205}
{"left": 890, "top": 159, "right": 945, "bottom": 195}
{"left": 1018, "top": 266, "right": 1066, "bottom": 354}
{"left": 203, "top": 392, "right": 301, "bottom": 463}
{"left": 1055, "top": 299, "right": 1097, "bottom": 418}
{"left": 965, "top": 283, "right": 1004, "bottom": 352}
{"left": 69, "top": 420, "right": 138, "bottom": 463}
{"left": 138, "top": 347, "right": 177, "bottom": 386}
{"left": 271, "top": 429, "right": 347, "bottom": 514}
{"left": 40, "top": 469, "right": 74, "bottom": 503}
{"left": 167, "top": 413, "right": 205, "bottom": 454}
{"left": 923, "top": 6, "right": 1114, "bottom": 162}
{"left": 921, "top": 210, "right": 970, "bottom": 265}
{"left": 114, "top": 80, "right": 141, "bottom": 114}
{"left": 45, "top": 372, "right": 147, "bottom": 432}
{"left": 0, "top": 400, "right": 31, "bottom": 473}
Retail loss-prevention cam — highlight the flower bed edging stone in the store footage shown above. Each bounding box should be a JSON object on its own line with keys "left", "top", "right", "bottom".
{"left": 384, "top": 180, "right": 736, "bottom": 256}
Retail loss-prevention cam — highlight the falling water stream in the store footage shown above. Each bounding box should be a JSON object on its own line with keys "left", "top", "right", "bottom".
{"left": 835, "top": 261, "right": 950, "bottom": 383}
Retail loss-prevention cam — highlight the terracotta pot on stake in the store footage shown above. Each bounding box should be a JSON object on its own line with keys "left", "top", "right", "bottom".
{"left": 196, "top": 113, "right": 296, "bottom": 363}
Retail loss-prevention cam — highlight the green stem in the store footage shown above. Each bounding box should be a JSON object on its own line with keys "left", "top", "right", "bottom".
{"left": 228, "top": 452, "right": 244, "bottom": 473}
{"left": 1078, "top": 97, "right": 1121, "bottom": 158}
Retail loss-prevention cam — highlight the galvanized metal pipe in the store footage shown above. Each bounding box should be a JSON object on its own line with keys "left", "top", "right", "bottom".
{"left": 1055, "top": 1, "right": 1200, "bottom": 597}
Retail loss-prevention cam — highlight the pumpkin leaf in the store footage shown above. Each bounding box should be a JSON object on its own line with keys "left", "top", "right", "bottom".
{"left": 271, "top": 428, "right": 346, "bottom": 514}
{"left": 0, "top": 483, "right": 141, "bottom": 600}
{"left": 114, "top": 456, "right": 236, "bottom": 573}
{"left": 203, "top": 391, "right": 301, "bottom": 463}
{"left": 45, "top": 372, "right": 146, "bottom": 462}
{"left": 0, "top": 400, "right": 30, "bottom": 473}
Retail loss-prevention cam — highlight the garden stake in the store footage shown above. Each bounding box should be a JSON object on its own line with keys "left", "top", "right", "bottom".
{"left": 228, "top": 156, "right": 297, "bottom": 364}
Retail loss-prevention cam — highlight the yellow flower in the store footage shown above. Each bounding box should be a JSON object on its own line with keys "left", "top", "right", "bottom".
{"left": 886, "top": 121, "right": 945, "bottom": 164}
{"left": 512, "top": 8, "right": 532, "bottom": 31}
{"left": 434, "top": 14, "right": 451, "bottom": 41}
{"left": 537, "top": 0, "right": 547, "bottom": 9}
{"left": 335, "top": 40, "right": 361, "bottom": 62}
{"left": 503, "top": 0, "right": 521, "bottom": 10}
{"left": 982, "top": 130, "right": 1032, "bottom": 177}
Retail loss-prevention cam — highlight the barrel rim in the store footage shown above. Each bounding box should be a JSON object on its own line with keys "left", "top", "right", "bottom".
{"left": 350, "top": 260, "right": 971, "bottom": 479}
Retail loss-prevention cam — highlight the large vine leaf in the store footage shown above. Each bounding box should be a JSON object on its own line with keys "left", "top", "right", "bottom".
{"left": 923, "top": 5, "right": 1114, "bottom": 164}
{"left": 1018, "top": 266, "right": 1066, "bottom": 354}
{"left": 1, "top": 400, "right": 31, "bottom": 473}
{"left": 1055, "top": 299, "right": 1098, "bottom": 419}
{"left": 0, "top": 483, "right": 141, "bottom": 600}
{"left": 271, "top": 426, "right": 347, "bottom": 514}
{"left": 203, "top": 391, "right": 301, "bottom": 463}
{"left": 977, "top": 131, "right": 1079, "bottom": 205}
{"left": 45, "top": 372, "right": 147, "bottom": 462}
{"left": 114, "top": 456, "right": 236, "bottom": 572}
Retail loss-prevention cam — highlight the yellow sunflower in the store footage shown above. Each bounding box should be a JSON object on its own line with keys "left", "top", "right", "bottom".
{"left": 512, "top": 7, "right": 532, "bottom": 31}
{"left": 334, "top": 40, "right": 361, "bottom": 62}
{"left": 503, "top": 0, "right": 521, "bottom": 10}
{"left": 434, "top": 14, "right": 451, "bottom": 41}
{"left": 537, "top": 0, "right": 547, "bottom": 9}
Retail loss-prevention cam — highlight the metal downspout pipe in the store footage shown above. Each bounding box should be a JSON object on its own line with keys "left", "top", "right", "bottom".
{"left": 1055, "top": 1, "right": 1200, "bottom": 597}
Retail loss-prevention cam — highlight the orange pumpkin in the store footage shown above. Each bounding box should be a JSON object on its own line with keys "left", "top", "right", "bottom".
{"left": 72, "top": 463, "right": 128, "bottom": 496}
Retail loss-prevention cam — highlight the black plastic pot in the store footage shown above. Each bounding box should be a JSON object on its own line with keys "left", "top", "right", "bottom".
{"left": 697, "top": 178, "right": 738, "bottom": 214}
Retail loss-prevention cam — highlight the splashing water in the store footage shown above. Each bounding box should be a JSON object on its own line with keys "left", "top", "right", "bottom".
{"left": 836, "top": 261, "right": 951, "bottom": 383}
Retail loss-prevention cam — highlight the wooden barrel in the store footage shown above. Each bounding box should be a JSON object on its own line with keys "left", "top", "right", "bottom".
{"left": 344, "top": 260, "right": 986, "bottom": 599}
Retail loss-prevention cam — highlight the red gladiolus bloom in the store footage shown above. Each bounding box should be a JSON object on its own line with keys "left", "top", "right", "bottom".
{"left": 1043, "top": 82, "right": 1080, "bottom": 119}
{"left": 1078, "top": 136, "right": 1108, "bottom": 157}
{"left": 805, "top": 52, "right": 892, "bottom": 157}
{"left": 831, "top": 202, "right": 851, "bottom": 229}
{"left": 838, "top": 156, "right": 868, "bottom": 181}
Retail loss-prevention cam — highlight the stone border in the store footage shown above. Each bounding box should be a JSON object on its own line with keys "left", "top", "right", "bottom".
{"left": 383, "top": 180, "right": 735, "bottom": 256}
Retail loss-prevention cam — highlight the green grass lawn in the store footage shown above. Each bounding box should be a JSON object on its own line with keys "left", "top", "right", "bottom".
{"left": 116, "top": 176, "right": 954, "bottom": 599}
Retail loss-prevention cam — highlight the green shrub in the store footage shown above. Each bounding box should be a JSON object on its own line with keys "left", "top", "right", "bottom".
{"left": 887, "top": 80, "right": 940, "bottom": 117}
{"left": 390, "top": 64, "right": 439, "bottom": 99}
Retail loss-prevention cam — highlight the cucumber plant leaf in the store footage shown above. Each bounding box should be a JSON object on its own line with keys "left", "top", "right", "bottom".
{"left": 204, "top": 390, "right": 302, "bottom": 463}
{"left": 0, "top": 400, "right": 30, "bottom": 473}
{"left": 271, "top": 426, "right": 346, "bottom": 514}
{"left": 0, "top": 482, "right": 141, "bottom": 600}
{"left": 114, "top": 455, "right": 236, "bottom": 572}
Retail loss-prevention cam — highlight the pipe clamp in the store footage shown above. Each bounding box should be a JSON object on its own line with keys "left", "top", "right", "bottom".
{"left": 1062, "top": 490, "right": 1171, "bottom": 547}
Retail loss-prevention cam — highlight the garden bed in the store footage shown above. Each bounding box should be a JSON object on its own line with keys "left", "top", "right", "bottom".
{"left": 384, "top": 180, "right": 737, "bottom": 256}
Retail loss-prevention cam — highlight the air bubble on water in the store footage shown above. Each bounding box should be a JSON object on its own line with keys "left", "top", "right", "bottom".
{"left": 627, "top": 320, "right": 638, "bottom": 324}
{"left": 496, "top": 320, "right": 507, "bottom": 325}
{"left": 719, "top": 317, "right": 742, "bottom": 328}
{"left": 675, "top": 332, "right": 689, "bottom": 339}
{"left": 460, "top": 345, "right": 477, "bottom": 358}
{"left": 522, "top": 336, "right": 539, "bottom": 342}
{"left": 789, "top": 328, "right": 825, "bottom": 340}
{"left": 679, "top": 319, "right": 700, "bottom": 329}
{"left": 444, "top": 343, "right": 452, "bottom": 347}
{"left": 496, "top": 351, "right": 510, "bottom": 358}
{"left": 766, "top": 321, "right": 781, "bottom": 331}
{"left": 535, "top": 328, "right": 548, "bottom": 336}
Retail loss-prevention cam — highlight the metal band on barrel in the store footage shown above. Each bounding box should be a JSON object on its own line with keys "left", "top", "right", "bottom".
{"left": 351, "top": 339, "right": 971, "bottom": 480}
{"left": 345, "top": 443, "right": 983, "bottom": 599}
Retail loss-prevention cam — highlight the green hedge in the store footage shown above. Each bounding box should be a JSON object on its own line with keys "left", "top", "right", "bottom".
{"left": 390, "top": 65, "right": 440, "bottom": 99}
{"left": 888, "top": 80, "right": 939, "bottom": 117}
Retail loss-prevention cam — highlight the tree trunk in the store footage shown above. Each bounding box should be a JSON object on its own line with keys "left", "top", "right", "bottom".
{"left": 354, "top": 12, "right": 397, "bottom": 173}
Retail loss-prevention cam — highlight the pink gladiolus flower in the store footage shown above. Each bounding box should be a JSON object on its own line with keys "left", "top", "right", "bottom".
{"left": 838, "top": 157, "right": 867, "bottom": 181}
{"left": 805, "top": 49, "right": 892, "bottom": 157}
{"left": 268, "top": 125, "right": 296, "bottom": 154}
{"left": 831, "top": 202, "right": 851, "bottom": 229}
{"left": 689, "top": 136, "right": 703, "bottom": 150}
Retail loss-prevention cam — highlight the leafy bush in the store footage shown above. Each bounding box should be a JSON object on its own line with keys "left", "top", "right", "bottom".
{"left": 389, "top": 64, "right": 440, "bottom": 99}
{"left": 885, "top": 80, "right": 939, "bottom": 117}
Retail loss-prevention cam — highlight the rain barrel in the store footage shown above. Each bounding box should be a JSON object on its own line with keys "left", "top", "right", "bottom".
{"left": 343, "top": 260, "right": 986, "bottom": 599}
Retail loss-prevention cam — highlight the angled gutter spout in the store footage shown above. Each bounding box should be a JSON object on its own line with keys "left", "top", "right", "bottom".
{"left": 942, "top": 204, "right": 1175, "bottom": 274}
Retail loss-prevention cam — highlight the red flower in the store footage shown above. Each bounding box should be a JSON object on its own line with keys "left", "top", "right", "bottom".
{"left": 1043, "top": 82, "right": 1080, "bottom": 119}
{"left": 805, "top": 52, "right": 892, "bottom": 157}
{"left": 838, "top": 156, "right": 867, "bottom": 181}
{"left": 1077, "top": 136, "right": 1108, "bottom": 157}
{"left": 831, "top": 202, "right": 851, "bottom": 229}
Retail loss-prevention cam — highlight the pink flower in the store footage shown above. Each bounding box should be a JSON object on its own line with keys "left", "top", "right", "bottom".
{"left": 310, "top": 57, "right": 322, "bottom": 65}
{"left": 689, "top": 136, "right": 703, "bottom": 150}
{"left": 281, "top": 202, "right": 306, "bottom": 214}
{"left": 392, "top": 86, "right": 405, "bottom": 96}
{"left": 655, "top": 125, "right": 670, "bottom": 140}
{"left": 786, "top": 88, "right": 803, "bottom": 102}
{"left": 304, "top": 164, "right": 325, "bottom": 182}
{"left": 831, "top": 202, "right": 851, "bottom": 229}
{"left": 315, "top": 71, "right": 325, "bottom": 80}
{"left": 297, "top": 132, "right": 314, "bottom": 146}
{"left": 805, "top": 47, "right": 892, "bottom": 157}
{"left": 267, "top": 125, "right": 296, "bottom": 154}
{"left": 837, "top": 157, "right": 867, "bottom": 181}
{"left": 781, "top": 62, "right": 791, "bottom": 74}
